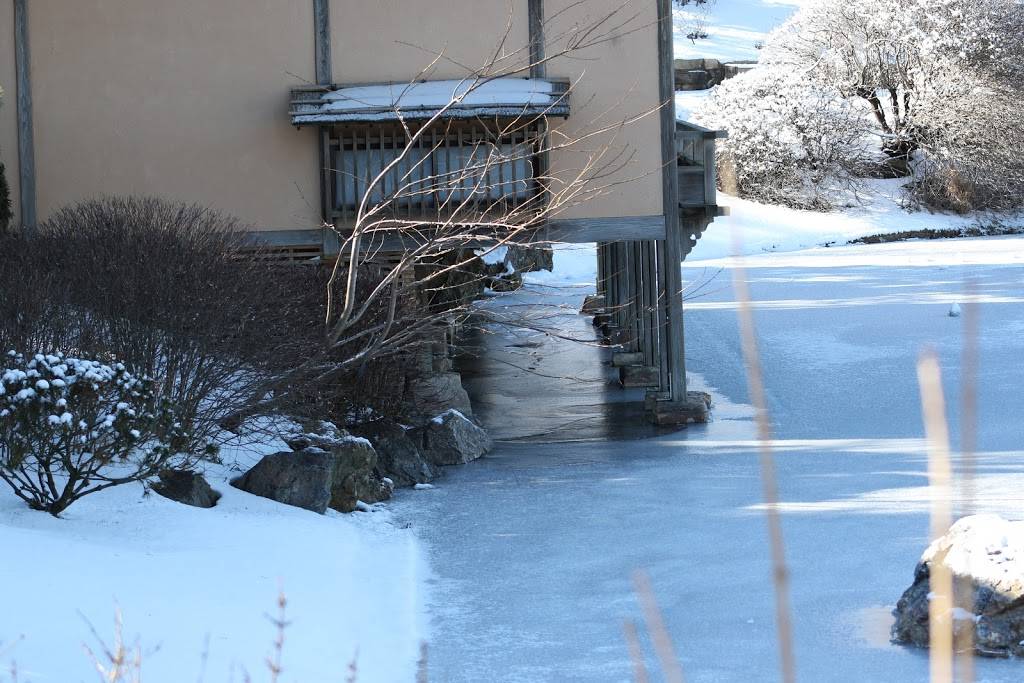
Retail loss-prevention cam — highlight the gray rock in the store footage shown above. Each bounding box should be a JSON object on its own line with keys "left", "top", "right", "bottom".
{"left": 152, "top": 470, "right": 221, "bottom": 508}
{"left": 350, "top": 419, "right": 440, "bottom": 487}
{"left": 324, "top": 437, "right": 393, "bottom": 513}
{"left": 234, "top": 423, "right": 393, "bottom": 514}
{"left": 407, "top": 372, "right": 473, "bottom": 420}
{"left": 507, "top": 246, "right": 554, "bottom": 273}
{"left": 231, "top": 450, "right": 334, "bottom": 514}
{"left": 414, "top": 410, "right": 493, "bottom": 466}
{"left": 892, "top": 514, "right": 1024, "bottom": 657}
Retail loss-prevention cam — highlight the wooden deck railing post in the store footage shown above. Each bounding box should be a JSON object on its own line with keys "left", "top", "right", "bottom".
{"left": 657, "top": 0, "right": 688, "bottom": 403}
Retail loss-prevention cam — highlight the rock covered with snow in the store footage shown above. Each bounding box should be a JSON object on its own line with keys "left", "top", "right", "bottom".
{"left": 152, "top": 469, "right": 221, "bottom": 509}
{"left": 413, "top": 410, "right": 492, "bottom": 466}
{"left": 892, "top": 514, "right": 1024, "bottom": 657}
{"left": 350, "top": 418, "right": 440, "bottom": 487}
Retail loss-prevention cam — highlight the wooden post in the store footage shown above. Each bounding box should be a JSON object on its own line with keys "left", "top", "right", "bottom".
{"left": 313, "top": 0, "right": 332, "bottom": 85}
{"left": 528, "top": 0, "right": 545, "bottom": 79}
{"left": 14, "top": 0, "right": 36, "bottom": 232}
{"left": 640, "top": 240, "right": 659, "bottom": 367}
{"left": 656, "top": 0, "right": 687, "bottom": 403}
{"left": 313, "top": 0, "right": 333, "bottom": 239}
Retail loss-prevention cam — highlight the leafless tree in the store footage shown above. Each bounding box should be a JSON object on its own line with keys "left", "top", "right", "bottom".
{"left": 262, "top": 3, "right": 668, "bottom": 411}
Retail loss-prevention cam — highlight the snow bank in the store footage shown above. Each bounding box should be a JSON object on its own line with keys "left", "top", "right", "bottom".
{"left": 675, "top": 89, "right": 713, "bottom": 121}
{"left": 523, "top": 243, "right": 599, "bottom": 288}
{"left": 322, "top": 78, "right": 554, "bottom": 112}
{"left": 0, "top": 431, "right": 428, "bottom": 682}
{"left": 691, "top": 187, "right": 1024, "bottom": 262}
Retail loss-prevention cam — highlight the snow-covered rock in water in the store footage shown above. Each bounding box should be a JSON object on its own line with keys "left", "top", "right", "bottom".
{"left": 350, "top": 418, "right": 440, "bottom": 487}
{"left": 892, "top": 514, "right": 1024, "bottom": 657}
{"left": 949, "top": 303, "right": 962, "bottom": 318}
{"left": 414, "top": 410, "right": 493, "bottom": 466}
{"left": 151, "top": 470, "right": 221, "bottom": 509}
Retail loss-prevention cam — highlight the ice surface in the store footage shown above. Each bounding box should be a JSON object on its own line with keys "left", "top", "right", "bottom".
{"left": 398, "top": 236, "right": 1024, "bottom": 682}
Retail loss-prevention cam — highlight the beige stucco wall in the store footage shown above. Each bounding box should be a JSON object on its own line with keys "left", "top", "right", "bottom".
{"left": 329, "top": 0, "right": 664, "bottom": 222}
{"left": 0, "top": 0, "right": 20, "bottom": 228}
{"left": 26, "top": 0, "right": 321, "bottom": 230}
{"left": 13, "top": 0, "right": 663, "bottom": 233}
{"left": 330, "top": 0, "right": 530, "bottom": 83}
{"left": 546, "top": 0, "right": 664, "bottom": 220}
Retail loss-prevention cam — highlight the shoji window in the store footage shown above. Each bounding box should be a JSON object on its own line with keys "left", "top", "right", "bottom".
{"left": 328, "top": 121, "right": 544, "bottom": 221}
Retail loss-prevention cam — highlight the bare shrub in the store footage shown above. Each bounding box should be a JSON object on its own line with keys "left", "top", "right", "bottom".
{"left": 0, "top": 198, "right": 324, "bottom": 450}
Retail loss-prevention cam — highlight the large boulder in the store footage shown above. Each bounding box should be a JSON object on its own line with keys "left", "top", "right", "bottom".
{"left": 350, "top": 419, "right": 440, "bottom": 487}
{"left": 152, "top": 470, "right": 221, "bottom": 509}
{"left": 231, "top": 450, "right": 335, "bottom": 514}
{"left": 414, "top": 410, "right": 493, "bottom": 466}
{"left": 234, "top": 422, "right": 393, "bottom": 514}
{"left": 892, "top": 514, "right": 1024, "bottom": 657}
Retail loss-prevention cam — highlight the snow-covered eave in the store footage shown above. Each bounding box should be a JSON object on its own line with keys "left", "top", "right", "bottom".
{"left": 292, "top": 104, "right": 570, "bottom": 126}
{"left": 289, "top": 77, "right": 570, "bottom": 128}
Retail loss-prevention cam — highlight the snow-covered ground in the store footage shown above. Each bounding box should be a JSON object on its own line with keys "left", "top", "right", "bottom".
{"left": 0, "top": 433, "right": 428, "bottom": 682}
{"left": 410, "top": 235, "right": 1024, "bottom": 681}
{"left": 674, "top": 0, "right": 799, "bottom": 62}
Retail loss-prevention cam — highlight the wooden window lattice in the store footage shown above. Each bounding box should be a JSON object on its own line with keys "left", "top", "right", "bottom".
{"left": 327, "top": 121, "right": 545, "bottom": 222}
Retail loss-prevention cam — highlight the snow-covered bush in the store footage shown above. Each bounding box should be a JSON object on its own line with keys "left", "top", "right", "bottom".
{"left": 758, "top": 0, "right": 1024, "bottom": 211}
{"left": 694, "top": 69, "right": 875, "bottom": 209}
{"left": 0, "top": 352, "right": 189, "bottom": 515}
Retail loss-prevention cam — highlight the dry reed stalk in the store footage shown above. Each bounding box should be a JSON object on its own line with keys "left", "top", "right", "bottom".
{"left": 622, "top": 620, "right": 650, "bottom": 683}
{"left": 266, "top": 592, "right": 288, "bottom": 683}
{"left": 416, "top": 642, "right": 429, "bottom": 683}
{"left": 632, "top": 571, "right": 686, "bottom": 683}
{"left": 916, "top": 350, "right": 953, "bottom": 683}
{"left": 729, "top": 241, "right": 797, "bottom": 683}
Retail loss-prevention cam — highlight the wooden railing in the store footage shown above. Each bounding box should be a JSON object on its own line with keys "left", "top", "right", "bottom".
{"left": 675, "top": 120, "right": 726, "bottom": 209}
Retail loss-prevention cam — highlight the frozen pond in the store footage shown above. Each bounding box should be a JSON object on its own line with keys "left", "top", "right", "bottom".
{"left": 398, "top": 237, "right": 1024, "bottom": 682}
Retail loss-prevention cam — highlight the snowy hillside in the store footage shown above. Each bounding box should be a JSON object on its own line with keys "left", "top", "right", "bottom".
{"left": 673, "top": 0, "right": 800, "bottom": 62}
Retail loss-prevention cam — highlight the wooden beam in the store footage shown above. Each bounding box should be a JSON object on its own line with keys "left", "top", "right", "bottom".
{"left": 313, "top": 0, "right": 332, "bottom": 86}
{"left": 657, "top": 0, "right": 688, "bottom": 402}
{"left": 528, "top": 0, "right": 546, "bottom": 79}
{"left": 14, "top": 0, "right": 36, "bottom": 231}
{"left": 540, "top": 215, "right": 665, "bottom": 243}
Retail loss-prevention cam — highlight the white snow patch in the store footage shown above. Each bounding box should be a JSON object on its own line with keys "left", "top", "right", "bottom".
{"left": 923, "top": 515, "right": 1024, "bottom": 588}
{"left": 432, "top": 408, "right": 469, "bottom": 425}
{"left": 322, "top": 78, "right": 555, "bottom": 112}
{"left": 0, "top": 429, "right": 429, "bottom": 682}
